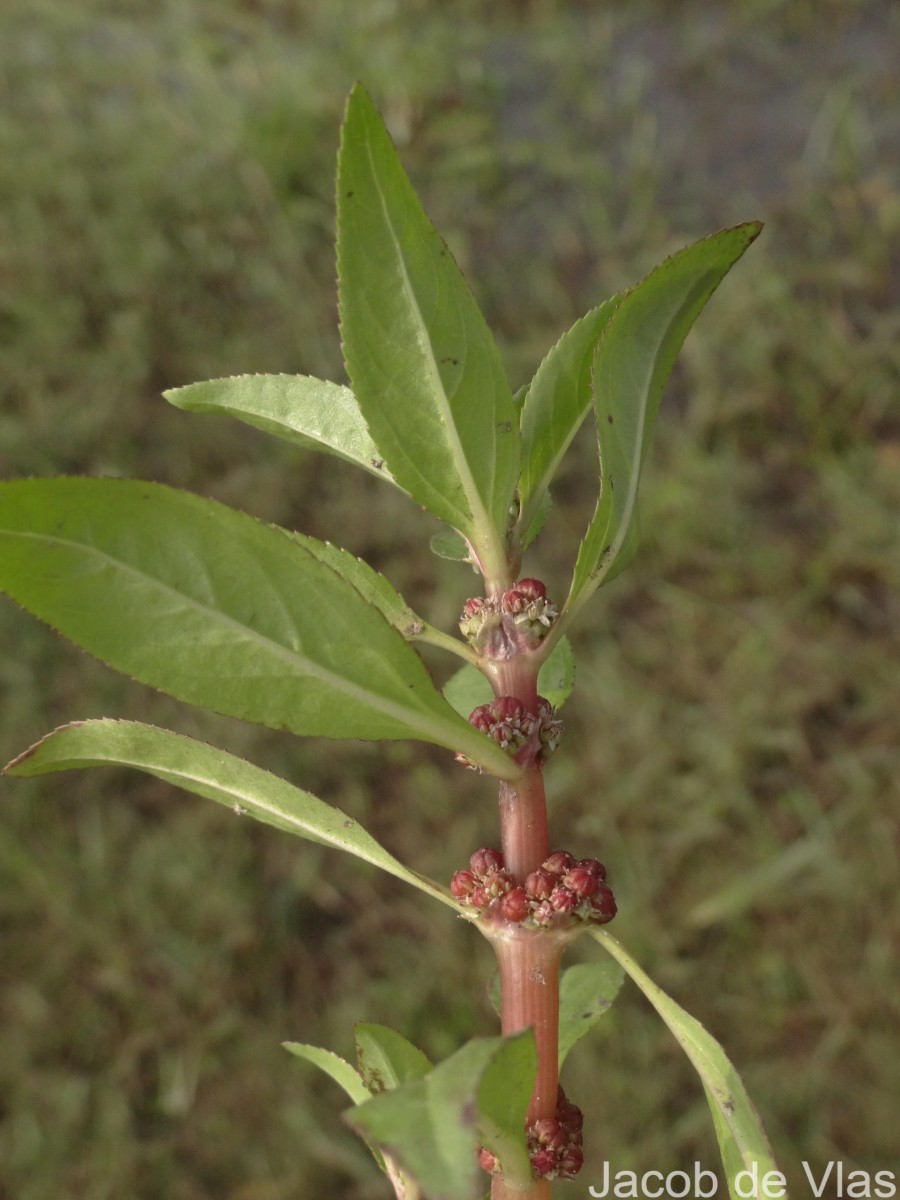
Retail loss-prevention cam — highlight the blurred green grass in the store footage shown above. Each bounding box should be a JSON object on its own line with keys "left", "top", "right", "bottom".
{"left": 1, "top": 1, "right": 898, "bottom": 1197}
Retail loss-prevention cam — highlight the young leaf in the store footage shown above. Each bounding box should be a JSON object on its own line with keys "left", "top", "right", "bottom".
{"left": 566, "top": 223, "right": 763, "bottom": 620}
{"left": 355, "top": 1024, "right": 432, "bottom": 1094}
{"left": 337, "top": 84, "right": 518, "bottom": 581}
{"left": 442, "top": 636, "right": 575, "bottom": 717}
{"left": 3, "top": 719, "right": 462, "bottom": 910}
{"left": 282, "top": 1043, "right": 371, "bottom": 1106}
{"left": 0, "top": 478, "right": 520, "bottom": 778}
{"left": 557, "top": 959, "right": 625, "bottom": 1067}
{"left": 591, "top": 928, "right": 785, "bottom": 1194}
{"left": 517, "top": 297, "right": 620, "bottom": 533}
{"left": 163, "top": 374, "right": 399, "bottom": 486}
{"left": 344, "top": 1032, "right": 535, "bottom": 1199}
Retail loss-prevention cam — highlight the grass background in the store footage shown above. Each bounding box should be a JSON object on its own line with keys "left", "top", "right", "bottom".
{"left": 1, "top": 1, "right": 898, "bottom": 1197}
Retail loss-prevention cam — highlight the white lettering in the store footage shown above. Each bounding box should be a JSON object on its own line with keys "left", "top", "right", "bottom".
{"left": 588, "top": 1162, "right": 611, "bottom": 1198}
{"left": 613, "top": 1170, "right": 638, "bottom": 1198}
{"left": 735, "top": 1164, "right": 758, "bottom": 1198}
{"left": 875, "top": 1170, "right": 897, "bottom": 1198}
{"left": 803, "top": 1160, "right": 835, "bottom": 1198}
{"left": 668, "top": 1170, "right": 691, "bottom": 1198}
{"left": 763, "top": 1170, "right": 786, "bottom": 1197}
{"left": 696, "top": 1165, "right": 719, "bottom": 1198}
{"left": 641, "top": 1170, "right": 664, "bottom": 1198}
{"left": 847, "top": 1170, "right": 873, "bottom": 1198}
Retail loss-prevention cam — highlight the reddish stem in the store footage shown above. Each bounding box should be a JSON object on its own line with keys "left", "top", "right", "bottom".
{"left": 483, "top": 645, "right": 562, "bottom": 1198}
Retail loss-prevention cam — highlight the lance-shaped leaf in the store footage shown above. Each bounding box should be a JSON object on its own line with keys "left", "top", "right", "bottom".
{"left": 557, "top": 959, "right": 625, "bottom": 1067}
{"left": 337, "top": 84, "right": 518, "bottom": 581}
{"left": 283, "top": 1044, "right": 371, "bottom": 1107}
{"left": 345, "top": 1032, "right": 536, "bottom": 1199}
{"left": 3, "top": 719, "right": 461, "bottom": 910}
{"left": 566, "top": 223, "right": 762, "bottom": 621}
{"left": 0, "top": 478, "right": 520, "bottom": 778}
{"left": 163, "top": 374, "right": 398, "bottom": 486}
{"left": 517, "top": 296, "right": 620, "bottom": 533}
{"left": 592, "top": 929, "right": 785, "bottom": 1198}
{"left": 355, "top": 1024, "right": 432, "bottom": 1095}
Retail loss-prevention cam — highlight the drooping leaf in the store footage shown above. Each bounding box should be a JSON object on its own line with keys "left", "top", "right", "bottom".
{"left": 337, "top": 84, "right": 518, "bottom": 581}
{"left": 592, "top": 928, "right": 785, "bottom": 1195}
{"left": 3, "top": 719, "right": 461, "bottom": 909}
{"left": 345, "top": 1032, "right": 535, "bottom": 1200}
{"left": 355, "top": 1024, "right": 432, "bottom": 1094}
{"left": 0, "top": 478, "right": 520, "bottom": 778}
{"left": 442, "top": 636, "right": 575, "bottom": 717}
{"left": 557, "top": 959, "right": 625, "bottom": 1067}
{"left": 163, "top": 374, "right": 398, "bottom": 486}
{"left": 566, "top": 224, "right": 763, "bottom": 620}
{"left": 517, "top": 297, "right": 620, "bottom": 534}
{"left": 283, "top": 1043, "right": 371, "bottom": 1106}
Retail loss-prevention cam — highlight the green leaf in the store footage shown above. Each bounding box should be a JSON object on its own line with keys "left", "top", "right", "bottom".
{"left": 163, "top": 374, "right": 398, "bottom": 486}
{"left": 592, "top": 928, "right": 785, "bottom": 1195}
{"left": 283, "top": 1043, "right": 371, "bottom": 1106}
{"left": 288, "top": 532, "right": 428, "bottom": 640}
{"left": 355, "top": 1024, "right": 432, "bottom": 1094}
{"left": 337, "top": 84, "right": 518, "bottom": 581}
{"left": 344, "top": 1033, "right": 535, "bottom": 1200}
{"left": 558, "top": 960, "right": 625, "bottom": 1067}
{"left": 567, "top": 224, "right": 763, "bottom": 618}
{"left": 520, "top": 489, "right": 552, "bottom": 551}
{"left": 3, "top": 719, "right": 461, "bottom": 910}
{"left": 0, "top": 478, "right": 520, "bottom": 779}
{"left": 517, "top": 297, "right": 620, "bottom": 533}
{"left": 429, "top": 527, "right": 473, "bottom": 563}
{"left": 442, "top": 636, "right": 575, "bottom": 717}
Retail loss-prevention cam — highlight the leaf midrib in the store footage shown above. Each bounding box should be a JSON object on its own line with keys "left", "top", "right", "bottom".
{"left": 366, "top": 139, "right": 496, "bottom": 542}
{"left": 3, "top": 527, "right": 458, "bottom": 746}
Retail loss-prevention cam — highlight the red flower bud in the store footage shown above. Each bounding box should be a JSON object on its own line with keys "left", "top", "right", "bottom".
{"left": 469, "top": 847, "right": 505, "bottom": 877}
{"left": 450, "top": 869, "right": 478, "bottom": 899}
{"left": 524, "top": 868, "right": 556, "bottom": 900}
{"left": 575, "top": 856, "right": 607, "bottom": 882}
{"left": 481, "top": 868, "right": 514, "bottom": 899}
{"left": 529, "top": 1147, "right": 558, "bottom": 1178}
{"left": 563, "top": 865, "right": 599, "bottom": 898}
{"left": 515, "top": 577, "right": 547, "bottom": 601}
{"left": 491, "top": 695, "right": 525, "bottom": 722}
{"left": 550, "top": 885, "right": 578, "bottom": 913}
{"left": 589, "top": 883, "right": 618, "bottom": 924}
{"left": 499, "top": 886, "right": 529, "bottom": 923}
{"left": 468, "top": 704, "right": 494, "bottom": 734}
{"left": 558, "top": 1145, "right": 584, "bottom": 1178}
{"left": 558, "top": 1100, "right": 584, "bottom": 1134}
{"left": 531, "top": 1117, "right": 566, "bottom": 1151}
{"left": 542, "top": 850, "right": 574, "bottom": 875}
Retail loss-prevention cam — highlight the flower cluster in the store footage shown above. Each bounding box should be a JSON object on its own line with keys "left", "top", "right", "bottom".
{"left": 459, "top": 578, "right": 558, "bottom": 657}
{"left": 478, "top": 1088, "right": 585, "bottom": 1181}
{"left": 450, "top": 848, "right": 616, "bottom": 930}
{"left": 455, "top": 696, "right": 563, "bottom": 770}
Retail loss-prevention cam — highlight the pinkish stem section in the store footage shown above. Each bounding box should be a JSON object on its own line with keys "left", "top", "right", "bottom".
{"left": 498, "top": 769, "right": 550, "bottom": 883}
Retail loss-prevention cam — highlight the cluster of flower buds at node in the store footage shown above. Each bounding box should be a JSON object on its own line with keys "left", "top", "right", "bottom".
{"left": 455, "top": 696, "right": 563, "bottom": 771}
{"left": 459, "top": 578, "right": 558, "bottom": 657}
{"left": 527, "top": 1088, "right": 585, "bottom": 1180}
{"left": 478, "top": 1088, "right": 584, "bottom": 1181}
{"left": 450, "top": 848, "right": 616, "bottom": 930}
